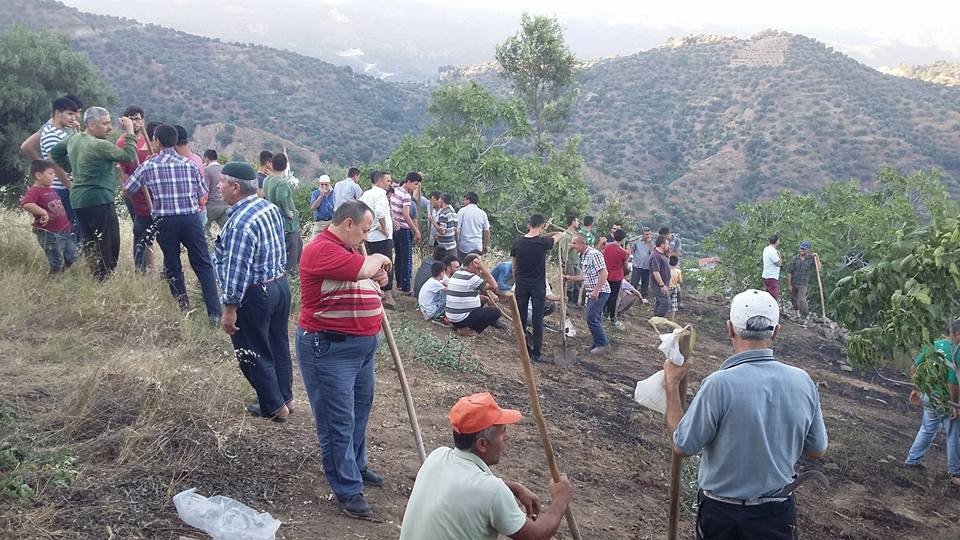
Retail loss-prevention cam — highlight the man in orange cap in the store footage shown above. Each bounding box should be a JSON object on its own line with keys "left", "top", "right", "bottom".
{"left": 399, "top": 392, "right": 573, "bottom": 540}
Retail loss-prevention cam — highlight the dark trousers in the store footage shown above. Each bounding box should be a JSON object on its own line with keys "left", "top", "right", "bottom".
{"left": 231, "top": 278, "right": 292, "bottom": 416}
{"left": 75, "top": 202, "right": 120, "bottom": 281}
{"left": 393, "top": 228, "right": 414, "bottom": 292}
{"left": 366, "top": 238, "right": 394, "bottom": 291}
{"left": 697, "top": 492, "right": 796, "bottom": 540}
{"left": 285, "top": 230, "right": 303, "bottom": 277}
{"left": 452, "top": 306, "right": 501, "bottom": 333}
{"left": 132, "top": 215, "right": 156, "bottom": 273}
{"left": 605, "top": 279, "right": 622, "bottom": 321}
{"left": 296, "top": 328, "right": 378, "bottom": 500}
{"left": 630, "top": 267, "right": 650, "bottom": 298}
{"left": 653, "top": 289, "right": 671, "bottom": 317}
{"left": 515, "top": 284, "right": 546, "bottom": 357}
{"left": 155, "top": 213, "right": 222, "bottom": 317}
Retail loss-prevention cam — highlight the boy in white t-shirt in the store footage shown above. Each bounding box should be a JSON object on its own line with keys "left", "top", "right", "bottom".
{"left": 418, "top": 261, "right": 448, "bottom": 321}
{"left": 761, "top": 235, "right": 782, "bottom": 299}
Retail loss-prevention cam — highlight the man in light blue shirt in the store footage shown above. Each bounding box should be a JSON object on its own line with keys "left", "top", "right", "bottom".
{"left": 332, "top": 167, "right": 363, "bottom": 210}
{"left": 455, "top": 192, "right": 490, "bottom": 261}
{"left": 664, "top": 289, "right": 828, "bottom": 539}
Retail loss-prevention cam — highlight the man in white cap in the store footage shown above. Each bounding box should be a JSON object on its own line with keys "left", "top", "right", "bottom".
{"left": 400, "top": 392, "right": 573, "bottom": 540}
{"left": 663, "top": 289, "right": 828, "bottom": 539}
{"left": 309, "top": 174, "right": 334, "bottom": 237}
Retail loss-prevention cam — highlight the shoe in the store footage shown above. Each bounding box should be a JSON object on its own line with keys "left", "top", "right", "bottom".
{"left": 245, "top": 403, "right": 261, "bottom": 417}
{"left": 951, "top": 475, "right": 960, "bottom": 488}
{"left": 903, "top": 462, "right": 926, "bottom": 470}
{"left": 589, "top": 346, "right": 609, "bottom": 355}
{"left": 338, "top": 494, "right": 373, "bottom": 519}
{"left": 284, "top": 400, "right": 295, "bottom": 414}
{"left": 360, "top": 468, "right": 385, "bottom": 487}
{"left": 531, "top": 355, "right": 549, "bottom": 364}
{"left": 493, "top": 318, "right": 507, "bottom": 330}
{"left": 612, "top": 320, "right": 624, "bottom": 328}
{"left": 245, "top": 403, "right": 288, "bottom": 423}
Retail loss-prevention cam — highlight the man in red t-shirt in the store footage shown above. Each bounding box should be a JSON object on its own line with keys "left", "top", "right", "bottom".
{"left": 602, "top": 229, "right": 629, "bottom": 327}
{"left": 117, "top": 107, "right": 155, "bottom": 272}
{"left": 21, "top": 160, "right": 77, "bottom": 273}
{"left": 296, "top": 200, "right": 392, "bottom": 520}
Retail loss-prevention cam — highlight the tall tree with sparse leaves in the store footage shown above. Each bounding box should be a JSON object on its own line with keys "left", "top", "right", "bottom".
{"left": 495, "top": 13, "right": 579, "bottom": 159}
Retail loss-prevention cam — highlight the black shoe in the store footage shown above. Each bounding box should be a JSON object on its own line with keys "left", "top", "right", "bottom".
{"left": 360, "top": 468, "right": 384, "bottom": 487}
{"left": 531, "top": 355, "right": 549, "bottom": 364}
{"left": 245, "top": 403, "right": 262, "bottom": 417}
{"left": 338, "top": 494, "right": 373, "bottom": 519}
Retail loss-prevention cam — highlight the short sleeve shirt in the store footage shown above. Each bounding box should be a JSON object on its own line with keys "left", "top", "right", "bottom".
{"left": 648, "top": 250, "right": 671, "bottom": 289}
{"left": 914, "top": 339, "right": 960, "bottom": 385}
{"left": 603, "top": 243, "right": 628, "bottom": 281}
{"left": 299, "top": 228, "right": 383, "bottom": 335}
{"left": 436, "top": 206, "right": 458, "bottom": 250}
{"left": 456, "top": 205, "right": 490, "bottom": 253}
{"left": 417, "top": 278, "right": 446, "bottom": 320}
{"left": 445, "top": 270, "right": 486, "bottom": 323}
{"left": 399, "top": 447, "right": 527, "bottom": 540}
{"left": 581, "top": 247, "right": 610, "bottom": 294}
{"left": 510, "top": 235, "right": 554, "bottom": 290}
{"left": 20, "top": 185, "right": 71, "bottom": 233}
{"left": 762, "top": 245, "right": 782, "bottom": 279}
{"left": 390, "top": 186, "right": 413, "bottom": 229}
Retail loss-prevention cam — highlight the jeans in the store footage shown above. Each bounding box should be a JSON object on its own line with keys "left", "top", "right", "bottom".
{"left": 296, "top": 328, "right": 378, "bottom": 500}
{"left": 75, "top": 202, "right": 120, "bottom": 281}
{"left": 653, "top": 289, "right": 671, "bottom": 317}
{"left": 155, "top": 213, "right": 222, "bottom": 317}
{"left": 285, "top": 230, "right": 303, "bottom": 277}
{"left": 231, "top": 278, "right": 293, "bottom": 416}
{"left": 630, "top": 267, "right": 650, "bottom": 298}
{"left": 697, "top": 491, "right": 796, "bottom": 540}
{"left": 366, "top": 239, "right": 394, "bottom": 291}
{"left": 905, "top": 404, "right": 960, "bottom": 475}
{"left": 491, "top": 262, "right": 513, "bottom": 291}
{"left": 53, "top": 187, "right": 81, "bottom": 247}
{"left": 515, "top": 284, "right": 546, "bottom": 357}
{"left": 393, "top": 228, "right": 414, "bottom": 293}
{"left": 132, "top": 215, "right": 156, "bottom": 273}
{"left": 605, "top": 279, "right": 622, "bottom": 321}
{"left": 585, "top": 291, "right": 610, "bottom": 348}
{"left": 34, "top": 229, "right": 77, "bottom": 273}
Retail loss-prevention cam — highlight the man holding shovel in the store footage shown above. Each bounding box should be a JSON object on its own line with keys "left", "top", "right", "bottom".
{"left": 786, "top": 241, "right": 816, "bottom": 324}
{"left": 663, "top": 289, "right": 828, "bottom": 539}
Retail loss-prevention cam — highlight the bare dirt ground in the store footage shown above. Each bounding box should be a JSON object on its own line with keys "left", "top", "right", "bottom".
{"left": 3, "top": 284, "right": 960, "bottom": 539}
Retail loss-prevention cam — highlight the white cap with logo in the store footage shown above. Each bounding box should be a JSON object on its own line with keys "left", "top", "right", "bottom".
{"left": 729, "top": 289, "right": 780, "bottom": 330}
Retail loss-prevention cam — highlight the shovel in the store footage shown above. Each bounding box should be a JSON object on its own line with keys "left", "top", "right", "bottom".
{"left": 555, "top": 253, "right": 577, "bottom": 367}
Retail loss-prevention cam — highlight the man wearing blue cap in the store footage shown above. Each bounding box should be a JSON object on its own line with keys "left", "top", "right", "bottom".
{"left": 786, "top": 241, "right": 817, "bottom": 324}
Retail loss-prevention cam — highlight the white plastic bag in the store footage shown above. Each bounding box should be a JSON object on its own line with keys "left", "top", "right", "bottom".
{"left": 658, "top": 328, "right": 687, "bottom": 367}
{"left": 633, "top": 370, "right": 667, "bottom": 414}
{"left": 173, "top": 488, "right": 281, "bottom": 540}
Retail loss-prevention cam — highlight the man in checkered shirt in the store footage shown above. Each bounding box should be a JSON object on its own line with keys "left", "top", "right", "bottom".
{"left": 125, "top": 124, "right": 221, "bottom": 323}
{"left": 564, "top": 234, "right": 611, "bottom": 354}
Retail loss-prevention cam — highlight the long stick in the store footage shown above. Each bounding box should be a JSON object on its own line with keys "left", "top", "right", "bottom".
{"left": 380, "top": 311, "right": 427, "bottom": 464}
{"left": 813, "top": 253, "right": 826, "bottom": 319}
{"left": 667, "top": 375, "right": 688, "bottom": 540}
{"left": 507, "top": 294, "right": 583, "bottom": 540}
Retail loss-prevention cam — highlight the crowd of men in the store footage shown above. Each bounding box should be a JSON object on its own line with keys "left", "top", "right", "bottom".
{"left": 15, "top": 97, "right": 958, "bottom": 538}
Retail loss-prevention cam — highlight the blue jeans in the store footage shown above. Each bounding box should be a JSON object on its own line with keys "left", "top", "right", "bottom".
{"left": 296, "top": 327, "right": 379, "bottom": 500}
{"left": 231, "top": 278, "right": 292, "bottom": 416}
{"left": 586, "top": 291, "right": 610, "bottom": 348}
{"left": 393, "top": 228, "right": 414, "bottom": 292}
{"left": 491, "top": 262, "right": 513, "bottom": 291}
{"left": 155, "top": 213, "right": 222, "bottom": 317}
{"left": 34, "top": 229, "right": 77, "bottom": 273}
{"left": 132, "top": 215, "right": 156, "bottom": 273}
{"left": 905, "top": 404, "right": 960, "bottom": 475}
{"left": 53, "top": 187, "right": 81, "bottom": 247}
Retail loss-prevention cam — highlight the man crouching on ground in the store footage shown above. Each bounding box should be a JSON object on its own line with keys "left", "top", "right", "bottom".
{"left": 400, "top": 392, "right": 573, "bottom": 540}
{"left": 664, "top": 289, "right": 828, "bottom": 539}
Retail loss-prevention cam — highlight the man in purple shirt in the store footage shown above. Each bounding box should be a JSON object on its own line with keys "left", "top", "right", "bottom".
{"left": 648, "top": 235, "right": 672, "bottom": 317}
{"left": 125, "top": 124, "right": 221, "bottom": 324}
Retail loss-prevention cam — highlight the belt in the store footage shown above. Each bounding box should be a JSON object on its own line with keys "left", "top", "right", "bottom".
{"left": 702, "top": 470, "right": 830, "bottom": 506}
{"left": 254, "top": 274, "right": 284, "bottom": 286}
{"left": 702, "top": 490, "right": 790, "bottom": 506}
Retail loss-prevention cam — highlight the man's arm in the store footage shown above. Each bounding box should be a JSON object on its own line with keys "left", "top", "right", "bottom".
{"left": 508, "top": 476, "right": 573, "bottom": 540}
{"left": 49, "top": 138, "right": 71, "bottom": 173}
{"left": 358, "top": 254, "right": 392, "bottom": 280}
{"left": 402, "top": 202, "right": 420, "bottom": 241}
{"left": 482, "top": 229, "right": 491, "bottom": 254}
{"left": 20, "top": 130, "right": 41, "bottom": 161}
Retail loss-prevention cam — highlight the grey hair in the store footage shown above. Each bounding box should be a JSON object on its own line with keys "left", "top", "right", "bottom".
{"left": 220, "top": 173, "right": 258, "bottom": 196}
{"left": 573, "top": 233, "right": 588, "bottom": 245}
{"left": 83, "top": 106, "right": 110, "bottom": 125}
{"left": 733, "top": 315, "right": 775, "bottom": 341}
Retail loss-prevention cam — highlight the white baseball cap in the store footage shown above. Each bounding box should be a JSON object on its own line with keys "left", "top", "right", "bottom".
{"left": 317, "top": 174, "right": 331, "bottom": 184}
{"left": 729, "top": 289, "right": 779, "bottom": 329}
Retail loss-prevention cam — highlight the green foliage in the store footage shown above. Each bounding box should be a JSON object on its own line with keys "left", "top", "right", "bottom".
{"left": 0, "top": 442, "right": 78, "bottom": 504}
{"left": 495, "top": 13, "right": 579, "bottom": 157}
{"left": 594, "top": 199, "right": 637, "bottom": 237}
{"left": 389, "top": 318, "right": 481, "bottom": 374}
{"left": 701, "top": 169, "right": 956, "bottom": 307}
{"left": 0, "top": 24, "right": 115, "bottom": 184}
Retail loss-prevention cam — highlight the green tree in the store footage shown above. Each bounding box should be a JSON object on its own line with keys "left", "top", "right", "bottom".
{"left": 495, "top": 13, "right": 579, "bottom": 158}
{"left": 0, "top": 24, "right": 114, "bottom": 185}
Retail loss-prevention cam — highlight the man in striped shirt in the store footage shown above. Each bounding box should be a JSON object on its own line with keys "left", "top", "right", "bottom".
{"left": 125, "top": 124, "right": 221, "bottom": 321}
{"left": 391, "top": 172, "right": 422, "bottom": 295}
{"left": 429, "top": 192, "right": 458, "bottom": 257}
{"left": 297, "top": 200, "right": 392, "bottom": 519}
{"left": 445, "top": 253, "right": 501, "bottom": 337}
{"left": 564, "top": 234, "right": 610, "bottom": 354}
{"left": 214, "top": 162, "right": 293, "bottom": 423}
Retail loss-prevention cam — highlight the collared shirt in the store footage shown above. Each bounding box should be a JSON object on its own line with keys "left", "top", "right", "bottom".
{"left": 214, "top": 194, "right": 287, "bottom": 305}
{"left": 50, "top": 132, "right": 137, "bottom": 209}
{"left": 399, "top": 447, "right": 527, "bottom": 540}
{"left": 310, "top": 187, "right": 334, "bottom": 221}
{"left": 786, "top": 254, "right": 816, "bottom": 287}
{"left": 673, "top": 349, "right": 829, "bottom": 499}
{"left": 649, "top": 249, "right": 671, "bottom": 289}
{"left": 445, "top": 269, "right": 486, "bottom": 323}
{"left": 581, "top": 247, "right": 610, "bottom": 294}
{"left": 125, "top": 148, "right": 207, "bottom": 217}
{"left": 456, "top": 204, "right": 489, "bottom": 253}
{"left": 333, "top": 178, "right": 363, "bottom": 210}
{"left": 390, "top": 185, "right": 413, "bottom": 229}
{"left": 359, "top": 185, "right": 392, "bottom": 242}
{"left": 631, "top": 239, "right": 654, "bottom": 269}
{"left": 436, "top": 206, "right": 458, "bottom": 250}
{"left": 299, "top": 228, "right": 383, "bottom": 335}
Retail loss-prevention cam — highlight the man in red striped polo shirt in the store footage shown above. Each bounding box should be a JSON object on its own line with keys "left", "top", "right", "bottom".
{"left": 297, "top": 200, "right": 392, "bottom": 519}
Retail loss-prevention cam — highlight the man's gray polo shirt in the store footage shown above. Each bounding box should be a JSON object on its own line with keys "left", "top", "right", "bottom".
{"left": 673, "top": 348, "right": 828, "bottom": 499}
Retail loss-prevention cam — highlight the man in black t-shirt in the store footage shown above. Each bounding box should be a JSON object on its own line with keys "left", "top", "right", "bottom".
{"left": 511, "top": 214, "right": 562, "bottom": 363}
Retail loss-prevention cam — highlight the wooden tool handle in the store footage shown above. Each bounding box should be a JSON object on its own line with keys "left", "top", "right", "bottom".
{"left": 381, "top": 294, "right": 427, "bottom": 463}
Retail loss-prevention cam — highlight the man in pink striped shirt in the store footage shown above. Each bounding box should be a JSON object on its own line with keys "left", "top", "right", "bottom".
{"left": 390, "top": 172, "right": 422, "bottom": 295}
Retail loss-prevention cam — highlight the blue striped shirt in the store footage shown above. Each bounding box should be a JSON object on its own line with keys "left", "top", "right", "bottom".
{"left": 214, "top": 195, "right": 287, "bottom": 305}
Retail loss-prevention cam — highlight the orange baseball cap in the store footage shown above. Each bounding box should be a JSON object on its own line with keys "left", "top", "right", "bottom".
{"left": 448, "top": 392, "right": 523, "bottom": 434}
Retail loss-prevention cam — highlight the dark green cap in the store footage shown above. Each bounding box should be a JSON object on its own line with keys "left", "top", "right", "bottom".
{"left": 221, "top": 162, "right": 256, "bottom": 181}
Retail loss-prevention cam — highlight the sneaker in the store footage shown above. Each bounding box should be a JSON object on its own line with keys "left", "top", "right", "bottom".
{"left": 360, "top": 468, "right": 385, "bottom": 488}
{"left": 589, "top": 345, "right": 609, "bottom": 355}
{"left": 612, "top": 320, "right": 624, "bottom": 328}
{"left": 338, "top": 494, "right": 373, "bottom": 519}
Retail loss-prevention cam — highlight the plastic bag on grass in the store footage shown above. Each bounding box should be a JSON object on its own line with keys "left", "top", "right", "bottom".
{"left": 173, "top": 488, "right": 281, "bottom": 540}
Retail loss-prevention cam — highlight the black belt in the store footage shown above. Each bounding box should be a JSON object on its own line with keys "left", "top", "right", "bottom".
{"left": 254, "top": 274, "right": 284, "bottom": 287}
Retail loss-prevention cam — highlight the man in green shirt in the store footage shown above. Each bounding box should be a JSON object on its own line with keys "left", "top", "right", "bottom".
{"left": 50, "top": 107, "right": 136, "bottom": 280}
{"left": 905, "top": 319, "right": 960, "bottom": 486}
{"left": 261, "top": 153, "right": 301, "bottom": 276}
{"left": 559, "top": 215, "right": 582, "bottom": 304}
